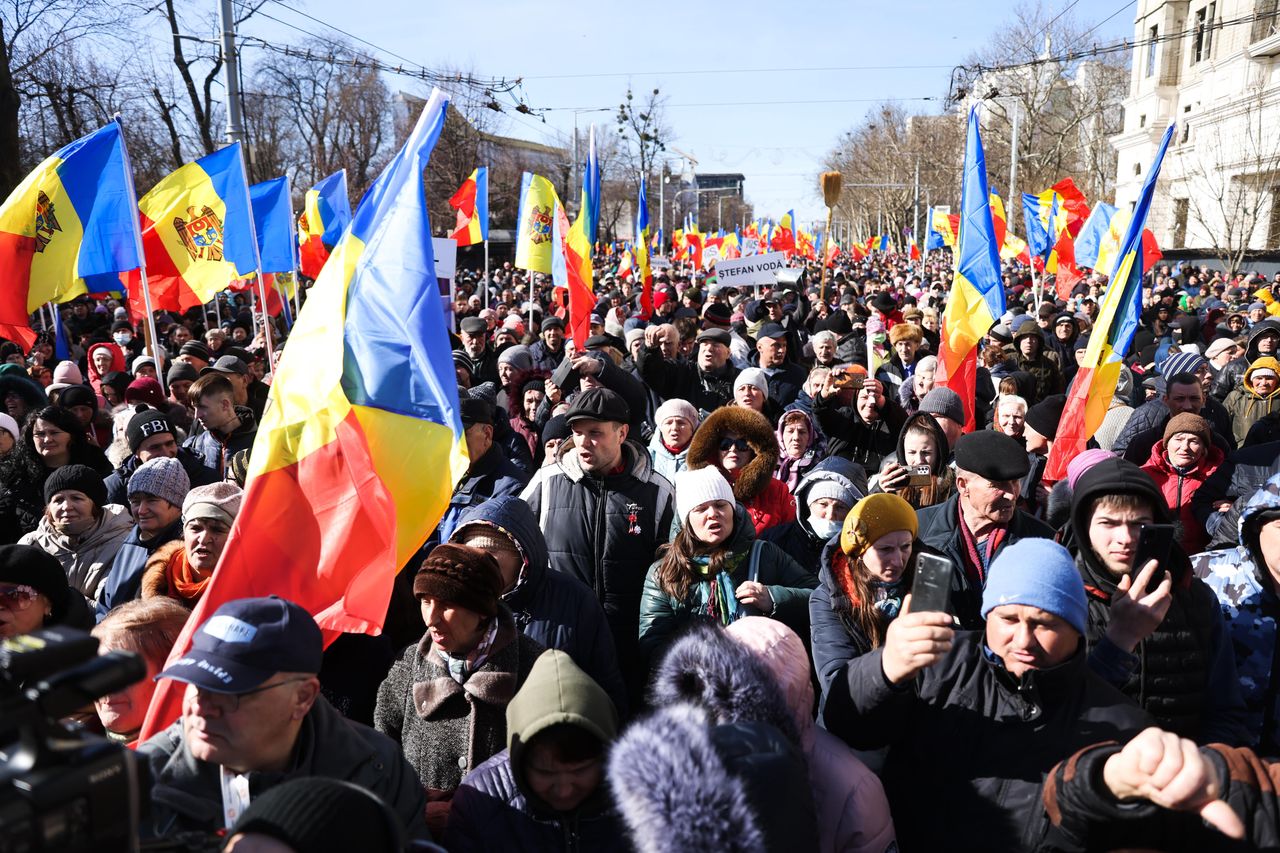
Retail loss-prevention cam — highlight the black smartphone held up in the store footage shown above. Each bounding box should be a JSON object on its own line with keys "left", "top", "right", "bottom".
{"left": 911, "top": 552, "right": 953, "bottom": 615}
{"left": 1132, "top": 523, "right": 1177, "bottom": 582}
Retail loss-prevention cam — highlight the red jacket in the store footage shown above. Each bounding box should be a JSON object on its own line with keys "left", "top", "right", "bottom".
{"left": 744, "top": 476, "right": 796, "bottom": 535}
{"left": 1140, "top": 439, "right": 1224, "bottom": 555}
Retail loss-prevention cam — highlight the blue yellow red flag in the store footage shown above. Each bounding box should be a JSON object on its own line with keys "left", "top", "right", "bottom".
{"left": 250, "top": 176, "right": 297, "bottom": 274}
{"left": 448, "top": 167, "right": 489, "bottom": 246}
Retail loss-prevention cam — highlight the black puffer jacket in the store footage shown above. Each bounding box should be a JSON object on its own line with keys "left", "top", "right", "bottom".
{"left": 1069, "top": 456, "right": 1251, "bottom": 744}
{"left": 636, "top": 345, "right": 738, "bottom": 414}
{"left": 811, "top": 386, "right": 906, "bottom": 474}
{"left": 1192, "top": 439, "right": 1280, "bottom": 547}
{"left": 916, "top": 492, "right": 1055, "bottom": 628}
{"left": 519, "top": 439, "right": 674, "bottom": 696}
{"left": 450, "top": 496, "right": 628, "bottom": 718}
{"left": 822, "top": 631, "right": 1152, "bottom": 852}
{"left": 102, "top": 447, "right": 219, "bottom": 506}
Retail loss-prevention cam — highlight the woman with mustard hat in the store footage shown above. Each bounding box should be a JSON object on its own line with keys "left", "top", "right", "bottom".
{"left": 810, "top": 492, "right": 942, "bottom": 719}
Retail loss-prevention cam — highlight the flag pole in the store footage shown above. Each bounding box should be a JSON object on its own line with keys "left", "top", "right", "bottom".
{"left": 284, "top": 175, "right": 303, "bottom": 319}
{"left": 112, "top": 115, "right": 167, "bottom": 396}
{"left": 483, "top": 162, "right": 491, "bottom": 310}
{"left": 231, "top": 144, "right": 276, "bottom": 360}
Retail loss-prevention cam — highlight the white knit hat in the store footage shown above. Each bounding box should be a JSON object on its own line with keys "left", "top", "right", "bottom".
{"left": 654, "top": 398, "right": 699, "bottom": 428}
{"left": 675, "top": 467, "right": 735, "bottom": 521}
{"left": 0, "top": 412, "right": 18, "bottom": 443}
{"left": 734, "top": 367, "right": 769, "bottom": 395}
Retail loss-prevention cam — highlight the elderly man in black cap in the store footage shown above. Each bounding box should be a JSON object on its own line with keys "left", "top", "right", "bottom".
{"left": 520, "top": 387, "right": 674, "bottom": 702}
{"left": 916, "top": 431, "right": 1055, "bottom": 627}
{"left": 528, "top": 315, "right": 566, "bottom": 372}
{"left": 637, "top": 326, "right": 740, "bottom": 415}
{"left": 457, "top": 316, "right": 500, "bottom": 386}
{"left": 753, "top": 322, "right": 807, "bottom": 407}
{"left": 139, "top": 596, "right": 429, "bottom": 842}
{"left": 104, "top": 406, "right": 218, "bottom": 506}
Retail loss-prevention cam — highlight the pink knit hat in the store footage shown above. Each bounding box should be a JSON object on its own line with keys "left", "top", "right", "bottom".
{"left": 1067, "top": 448, "right": 1115, "bottom": 490}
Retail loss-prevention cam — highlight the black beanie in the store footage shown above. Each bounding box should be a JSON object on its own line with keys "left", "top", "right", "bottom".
{"left": 125, "top": 406, "right": 176, "bottom": 454}
{"left": 0, "top": 544, "right": 70, "bottom": 623}
{"left": 58, "top": 384, "right": 98, "bottom": 411}
{"left": 226, "top": 777, "right": 404, "bottom": 853}
{"left": 43, "top": 463, "right": 108, "bottom": 508}
{"left": 167, "top": 361, "right": 199, "bottom": 385}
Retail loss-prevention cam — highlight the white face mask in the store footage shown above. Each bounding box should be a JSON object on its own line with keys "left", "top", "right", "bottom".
{"left": 113, "top": 332, "right": 132, "bottom": 346}
{"left": 808, "top": 513, "right": 842, "bottom": 540}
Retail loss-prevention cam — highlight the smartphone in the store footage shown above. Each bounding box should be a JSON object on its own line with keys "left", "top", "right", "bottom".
{"left": 831, "top": 367, "right": 862, "bottom": 389}
{"left": 907, "top": 464, "right": 933, "bottom": 487}
{"left": 911, "top": 552, "right": 953, "bottom": 615}
{"left": 1133, "top": 523, "right": 1176, "bottom": 582}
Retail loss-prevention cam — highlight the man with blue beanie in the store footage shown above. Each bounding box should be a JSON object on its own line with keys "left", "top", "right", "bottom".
{"left": 820, "top": 538, "right": 1152, "bottom": 852}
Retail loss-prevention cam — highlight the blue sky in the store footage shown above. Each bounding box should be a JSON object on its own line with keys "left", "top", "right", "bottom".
{"left": 240, "top": 0, "right": 1136, "bottom": 225}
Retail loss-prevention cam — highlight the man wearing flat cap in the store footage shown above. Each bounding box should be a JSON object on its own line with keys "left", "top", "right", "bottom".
{"left": 637, "top": 326, "right": 740, "bottom": 414}
{"left": 456, "top": 316, "right": 500, "bottom": 386}
{"left": 916, "top": 431, "right": 1055, "bottom": 627}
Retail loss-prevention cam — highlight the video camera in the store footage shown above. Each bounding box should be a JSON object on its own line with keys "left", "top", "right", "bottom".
{"left": 0, "top": 627, "right": 144, "bottom": 852}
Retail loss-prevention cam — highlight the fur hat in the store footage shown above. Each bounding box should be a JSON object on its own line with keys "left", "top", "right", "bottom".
{"left": 889, "top": 323, "right": 922, "bottom": 346}
{"left": 839, "top": 493, "right": 918, "bottom": 561}
{"left": 413, "top": 543, "right": 503, "bottom": 618}
{"left": 686, "top": 407, "right": 778, "bottom": 504}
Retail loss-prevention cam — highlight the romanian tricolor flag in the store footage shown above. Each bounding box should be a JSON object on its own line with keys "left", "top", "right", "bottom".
{"left": 1046, "top": 125, "right": 1175, "bottom": 483}
{"left": 515, "top": 172, "right": 558, "bottom": 273}
{"left": 771, "top": 210, "right": 796, "bottom": 253}
{"left": 129, "top": 145, "right": 258, "bottom": 316}
{"left": 448, "top": 167, "right": 489, "bottom": 247}
{"left": 1074, "top": 202, "right": 1119, "bottom": 270}
{"left": 298, "top": 170, "right": 351, "bottom": 280}
{"left": 0, "top": 121, "right": 141, "bottom": 347}
{"left": 139, "top": 89, "right": 469, "bottom": 741}
{"left": 937, "top": 107, "right": 1005, "bottom": 432}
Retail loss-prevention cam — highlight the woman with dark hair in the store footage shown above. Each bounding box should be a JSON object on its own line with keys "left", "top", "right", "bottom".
{"left": 875, "top": 412, "right": 956, "bottom": 510}
{"left": 638, "top": 467, "right": 817, "bottom": 666}
{"left": 0, "top": 406, "right": 112, "bottom": 543}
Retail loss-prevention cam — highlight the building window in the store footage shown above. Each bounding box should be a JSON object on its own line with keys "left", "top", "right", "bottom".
{"left": 1173, "top": 198, "right": 1189, "bottom": 247}
{"left": 1147, "top": 25, "right": 1159, "bottom": 76}
{"left": 1269, "top": 187, "right": 1280, "bottom": 247}
{"left": 1134, "top": 162, "right": 1143, "bottom": 176}
{"left": 1193, "top": 4, "right": 1216, "bottom": 63}
{"left": 1253, "top": 0, "right": 1279, "bottom": 43}
{"left": 1140, "top": 114, "right": 1147, "bottom": 127}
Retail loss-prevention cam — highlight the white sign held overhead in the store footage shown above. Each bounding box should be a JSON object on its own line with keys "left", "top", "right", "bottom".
{"left": 714, "top": 251, "right": 791, "bottom": 288}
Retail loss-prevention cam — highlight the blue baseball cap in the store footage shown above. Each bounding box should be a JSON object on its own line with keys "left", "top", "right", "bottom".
{"left": 157, "top": 596, "right": 323, "bottom": 693}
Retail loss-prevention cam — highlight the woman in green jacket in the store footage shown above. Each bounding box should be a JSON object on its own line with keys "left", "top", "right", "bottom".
{"left": 638, "top": 466, "right": 818, "bottom": 667}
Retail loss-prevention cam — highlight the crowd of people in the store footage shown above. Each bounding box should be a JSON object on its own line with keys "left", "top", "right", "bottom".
{"left": 8, "top": 248, "right": 1280, "bottom": 851}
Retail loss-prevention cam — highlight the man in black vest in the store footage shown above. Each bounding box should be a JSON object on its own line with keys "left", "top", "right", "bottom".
{"left": 1067, "top": 455, "right": 1250, "bottom": 745}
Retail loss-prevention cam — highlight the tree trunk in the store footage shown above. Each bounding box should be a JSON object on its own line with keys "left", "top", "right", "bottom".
{"left": 0, "top": 18, "right": 23, "bottom": 199}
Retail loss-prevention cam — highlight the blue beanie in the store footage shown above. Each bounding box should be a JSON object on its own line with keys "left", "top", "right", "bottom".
{"left": 980, "top": 539, "right": 1088, "bottom": 635}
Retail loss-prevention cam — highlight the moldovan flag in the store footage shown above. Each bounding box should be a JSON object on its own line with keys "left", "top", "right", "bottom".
{"left": 139, "top": 89, "right": 469, "bottom": 741}
{"left": 129, "top": 144, "right": 257, "bottom": 316}
{"left": 1046, "top": 124, "right": 1175, "bottom": 483}
{"left": 448, "top": 167, "right": 488, "bottom": 246}
{"left": 0, "top": 121, "right": 141, "bottom": 347}
{"left": 298, "top": 170, "right": 351, "bottom": 279}
{"left": 936, "top": 107, "right": 1005, "bottom": 432}
{"left": 515, "top": 172, "right": 558, "bottom": 273}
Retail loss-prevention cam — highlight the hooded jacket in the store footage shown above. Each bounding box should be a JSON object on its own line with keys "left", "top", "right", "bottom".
{"left": 1193, "top": 471, "right": 1280, "bottom": 753}
{"left": 85, "top": 341, "right": 126, "bottom": 394}
{"left": 1225, "top": 356, "right": 1280, "bottom": 444}
{"left": 139, "top": 694, "right": 429, "bottom": 843}
{"left": 1140, "top": 438, "right": 1224, "bottom": 555}
{"left": 727, "top": 618, "right": 897, "bottom": 853}
{"left": 1112, "top": 395, "right": 1234, "bottom": 464}
{"left": 17, "top": 503, "right": 133, "bottom": 601}
{"left": 1069, "top": 456, "right": 1250, "bottom": 744}
{"left": 637, "top": 502, "right": 818, "bottom": 665}
{"left": 758, "top": 457, "right": 867, "bottom": 570}
{"left": 519, "top": 438, "right": 675, "bottom": 698}
{"left": 686, "top": 405, "right": 796, "bottom": 534}
{"left": 822, "top": 631, "right": 1151, "bottom": 852}
{"left": 446, "top": 650, "right": 627, "bottom": 853}
{"left": 1212, "top": 318, "right": 1280, "bottom": 400}
{"left": 450, "top": 496, "right": 627, "bottom": 717}
{"left": 882, "top": 410, "right": 955, "bottom": 509}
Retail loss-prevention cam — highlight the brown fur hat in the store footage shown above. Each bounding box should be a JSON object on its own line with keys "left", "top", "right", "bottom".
{"left": 685, "top": 406, "right": 779, "bottom": 503}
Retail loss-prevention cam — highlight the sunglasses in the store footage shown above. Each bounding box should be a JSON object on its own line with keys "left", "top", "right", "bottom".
{"left": 719, "top": 437, "right": 751, "bottom": 453}
{"left": 0, "top": 584, "right": 40, "bottom": 611}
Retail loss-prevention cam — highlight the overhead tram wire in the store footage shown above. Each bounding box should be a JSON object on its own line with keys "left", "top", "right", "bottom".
{"left": 521, "top": 62, "right": 955, "bottom": 80}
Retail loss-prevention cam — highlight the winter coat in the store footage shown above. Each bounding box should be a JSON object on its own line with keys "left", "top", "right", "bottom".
{"left": 1069, "top": 456, "right": 1251, "bottom": 744}
{"left": 686, "top": 405, "right": 796, "bottom": 534}
{"left": 1211, "top": 318, "right": 1280, "bottom": 400}
{"left": 774, "top": 408, "right": 825, "bottom": 493}
{"left": 1016, "top": 350, "right": 1064, "bottom": 402}
{"left": 915, "top": 492, "right": 1055, "bottom": 628}
{"left": 811, "top": 387, "right": 906, "bottom": 474}
{"left": 450, "top": 496, "right": 628, "bottom": 718}
{"left": 446, "top": 649, "right": 627, "bottom": 853}
{"left": 17, "top": 504, "right": 133, "bottom": 601}
{"left": 762, "top": 360, "right": 808, "bottom": 408}
{"left": 646, "top": 430, "right": 689, "bottom": 482}
{"left": 94, "top": 518, "right": 183, "bottom": 620}
{"left": 879, "top": 410, "right": 955, "bottom": 509}
{"left": 1192, "top": 439, "right": 1280, "bottom": 548}
{"left": 85, "top": 341, "right": 125, "bottom": 395}
{"left": 373, "top": 606, "right": 544, "bottom": 799}
{"left": 519, "top": 439, "right": 674, "bottom": 696}
{"left": 102, "top": 447, "right": 218, "bottom": 507}
{"left": 434, "top": 443, "right": 529, "bottom": 547}
{"left": 637, "top": 503, "right": 818, "bottom": 664}
{"left": 822, "top": 631, "right": 1152, "bottom": 852}
{"left": 139, "top": 694, "right": 429, "bottom": 842}
{"left": 1140, "top": 438, "right": 1224, "bottom": 555}
{"left": 759, "top": 457, "right": 868, "bottom": 570}
{"left": 636, "top": 345, "right": 739, "bottom": 414}
{"left": 1113, "top": 396, "right": 1235, "bottom": 459}
{"left": 1193, "top": 472, "right": 1280, "bottom": 753}
{"left": 727, "top": 617, "right": 897, "bottom": 853}
{"left": 0, "top": 445, "right": 112, "bottom": 544}
{"left": 1224, "top": 357, "right": 1280, "bottom": 444}
{"left": 181, "top": 405, "right": 257, "bottom": 478}
{"left": 528, "top": 339, "right": 566, "bottom": 373}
